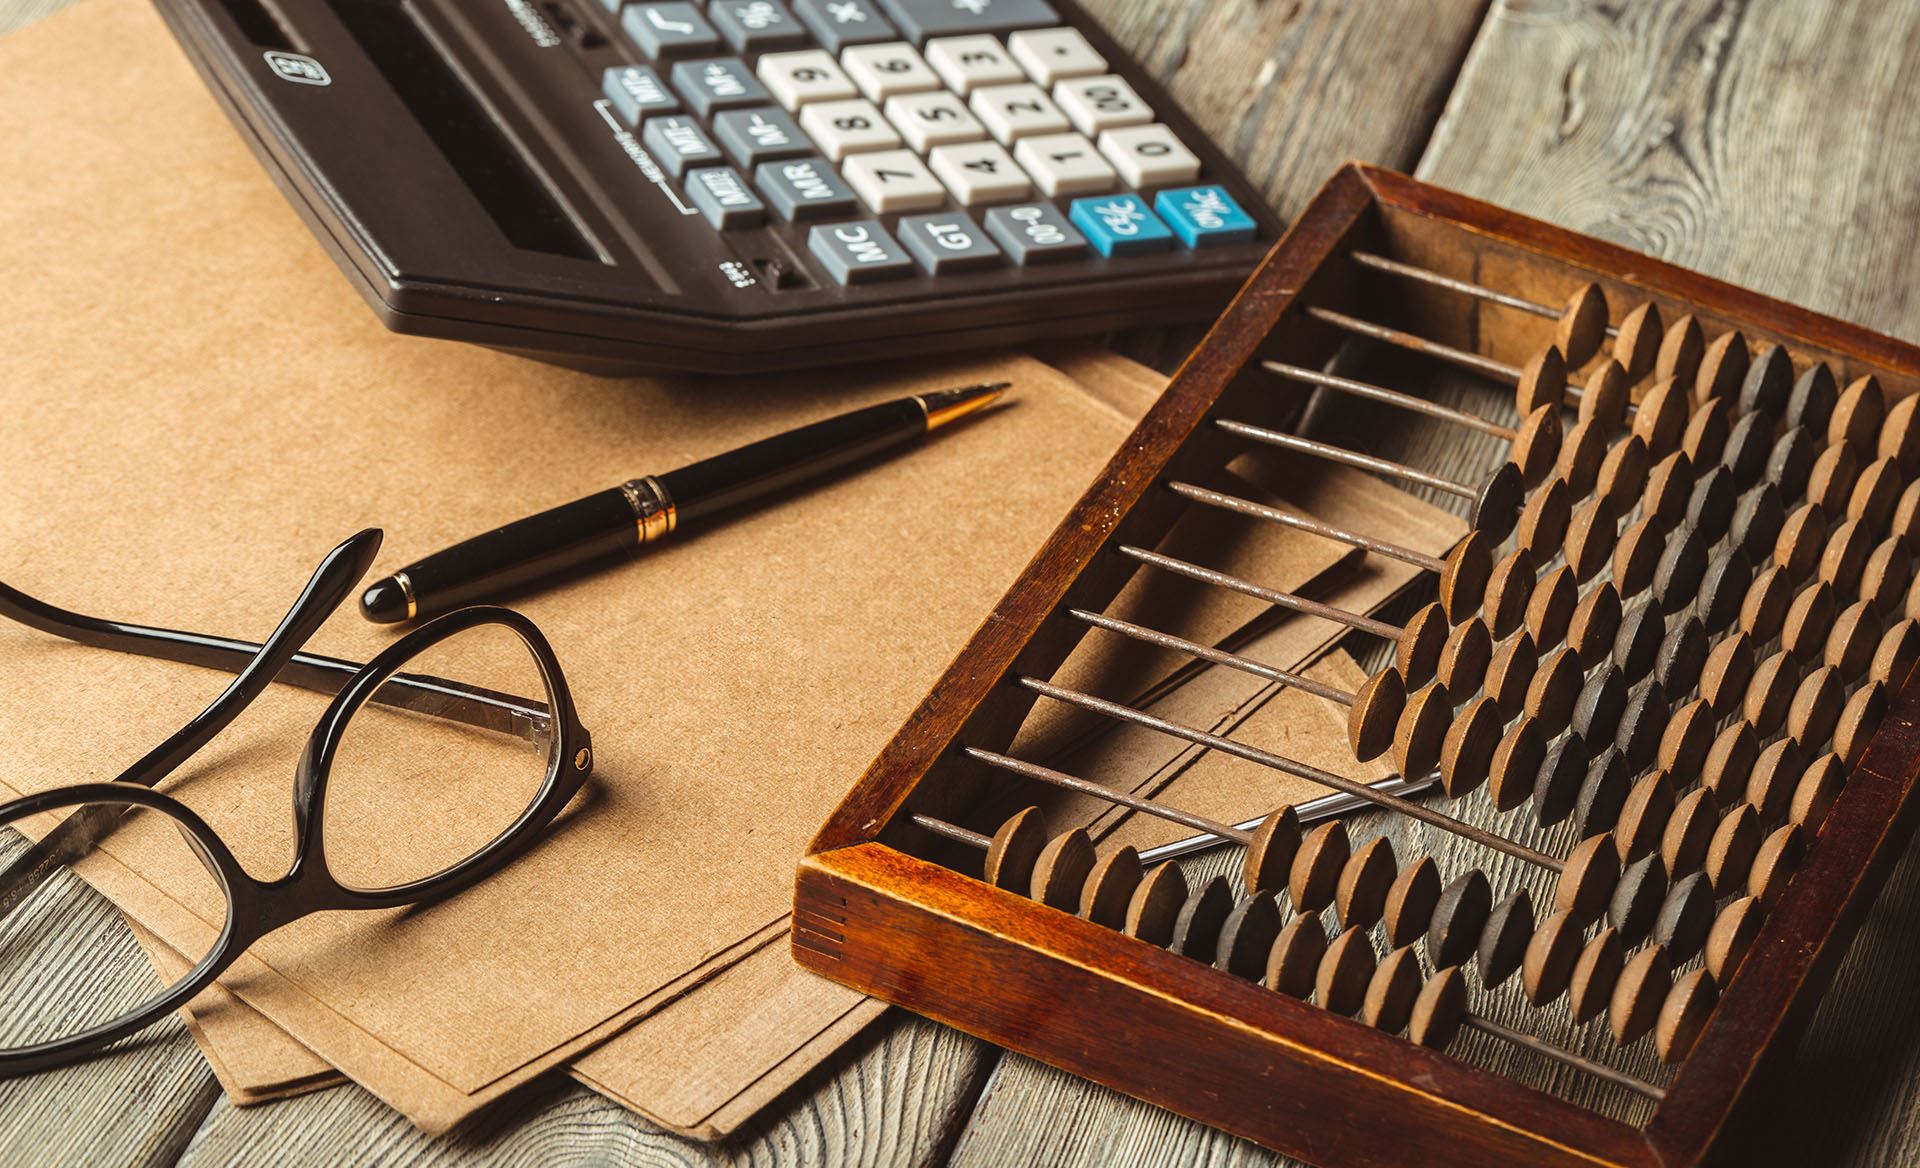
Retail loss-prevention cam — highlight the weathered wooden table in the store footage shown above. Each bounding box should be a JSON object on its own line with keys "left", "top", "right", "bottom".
{"left": 7, "top": 1, "right": 1920, "bottom": 1164}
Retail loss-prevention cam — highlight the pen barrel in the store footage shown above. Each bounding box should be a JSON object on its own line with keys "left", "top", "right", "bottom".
{"left": 400, "top": 487, "right": 641, "bottom": 617}
{"left": 659, "top": 398, "right": 927, "bottom": 524}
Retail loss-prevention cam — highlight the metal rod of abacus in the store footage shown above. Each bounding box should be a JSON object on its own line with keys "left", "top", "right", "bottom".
{"left": 1117, "top": 545, "right": 1405, "bottom": 640}
{"left": 1349, "top": 251, "right": 1622, "bottom": 341}
{"left": 1016, "top": 676, "right": 1563, "bottom": 873}
{"left": 1068, "top": 608, "right": 1355, "bottom": 704}
{"left": 1461, "top": 1015, "right": 1666, "bottom": 1101}
{"left": 1260, "top": 361, "right": 1517, "bottom": 439}
{"left": 1166, "top": 481, "right": 1445, "bottom": 575}
{"left": 1306, "top": 306, "right": 1525, "bottom": 383}
{"left": 911, "top": 815, "right": 992, "bottom": 849}
{"left": 965, "top": 748, "right": 1253, "bottom": 842}
{"left": 1213, "top": 419, "right": 1481, "bottom": 500}
{"left": 1137, "top": 776, "right": 1440, "bottom": 865}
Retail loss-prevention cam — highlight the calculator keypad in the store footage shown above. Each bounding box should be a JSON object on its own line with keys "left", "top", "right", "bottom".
{"left": 600, "top": 0, "right": 1259, "bottom": 284}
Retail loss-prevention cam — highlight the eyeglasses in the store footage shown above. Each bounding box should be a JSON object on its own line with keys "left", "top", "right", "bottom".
{"left": 0, "top": 529, "right": 592, "bottom": 1070}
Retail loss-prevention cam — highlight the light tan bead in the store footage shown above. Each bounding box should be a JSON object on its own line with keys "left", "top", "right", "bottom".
{"left": 984, "top": 806, "right": 1048, "bottom": 891}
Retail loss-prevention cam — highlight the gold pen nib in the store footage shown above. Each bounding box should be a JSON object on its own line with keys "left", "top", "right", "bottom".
{"left": 918, "top": 381, "right": 1011, "bottom": 431}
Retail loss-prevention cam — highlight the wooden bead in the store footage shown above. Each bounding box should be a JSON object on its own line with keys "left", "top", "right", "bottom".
{"left": 1572, "top": 665, "right": 1627, "bottom": 746}
{"left": 1578, "top": 357, "right": 1629, "bottom": 427}
{"left": 1791, "top": 753, "right": 1847, "bottom": 832}
{"left": 1346, "top": 668, "right": 1405, "bottom": 762}
{"left": 1439, "top": 697, "right": 1501, "bottom": 798}
{"left": 1316, "top": 927, "right": 1377, "bottom": 1016}
{"left": 1214, "top": 893, "right": 1283, "bottom": 979}
{"left": 1569, "top": 584, "right": 1623, "bottom": 669}
{"left": 1080, "top": 845, "right": 1144, "bottom": 928}
{"left": 1335, "top": 836, "right": 1397, "bottom": 930}
{"left": 1720, "top": 410, "right": 1773, "bottom": 489}
{"left": 1170, "top": 874, "right": 1235, "bottom": 958}
{"left": 1486, "top": 631, "right": 1537, "bottom": 718}
{"left": 1659, "top": 700, "right": 1716, "bottom": 778}
{"left": 1288, "top": 821, "right": 1350, "bottom": 914}
{"left": 1701, "top": 634, "right": 1756, "bottom": 718}
{"left": 1488, "top": 717, "right": 1546, "bottom": 812}
{"left": 1786, "top": 362, "right": 1838, "bottom": 435}
{"left": 1524, "top": 647, "right": 1582, "bottom": 732}
{"left": 1774, "top": 502, "right": 1828, "bottom": 580}
{"left": 1426, "top": 869, "right": 1492, "bottom": 970}
{"left": 1610, "top": 945, "right": 1672, "bottom": 1045}
{"left": 1689, "top": 465, "right": 1737, "bottom": 542}
{"left": 1860, "top": 536, "right": 1911, "bottom": 614}
{"left": 1706, "top": 805, "right": 1761, "bottom": 896}
{"left": 1556, "top": 417, "right": 1609, "bottom": 497}
{"left": 1533, "top": 731, "right": 1588, "bottom": 828}
{"left": 1654, "top": 872, "right": 1715, "bottom": 965}
{"left": 1804, "top": 443, "right": 1859, "bottom": 514}
{"left": 1825, "top": 600, "right": 1881, "bottom": 675}
{"left": 1831, "top": 374, "right": 1886, "bottom": 451}
{"left": 1694, "top": 330, "right": 1749, "bottom": 405}
{"left": 1745, "top": 739, "right": 1804, "bottom": 823}
{"left": 1555, "top": 834, "right": 1620, "bottom": 927}
{"left": 1408, "top": 966, "right": 1468, "bottom": 1049}
{"left": 1436, "top": 620, "right": 1493, "bottom": 697}
{"left": 1729, "top": 481, "right": 1785, "bottom": 563}
{"left": 1634, "top": 378, "right": 1690, "bottom": 458}
{"left": 1360, "top": 945, "right": 1424, "bottom": 1033}
{"left": 1383, "top": 855, "right": 1442, "bottom": 948}
{"left": 1395, "top": 601, "right": 1449, "bottom": 688}
{"left": 1393, "top": 682, "right": 1453, "bottom": 779}
{"left": 1639, "top": 449, "right": 1694, "bottom": 531}
{"left": 1653, "top": 523, "right": 1710, "bottom": 613}
{"left": 1615, "top": 771, "right": 1676, "bottom": 863}
{"left": 1741, "top": 566, "right": 1792, "bottom": 644}
{"left": 1612, "top": 515, "right": 1664, "bottom": 600}
{"left": 1781, "top": 582, "right": 1837, "bottom": 662}
{"left": 1655, "top": 314, "right": 1705, "bottom": 387}
{"left": 1513, "top": 345, "right": 1568, "bottom": 415}
{"left": 1663, "top": 787, "right": 1720, "bottom": 877}
{"left": 1787, "top": 667, "right": 1844, "bottom": 749}
{"left": 1613, "top": 301, "right": 1663, "bottom": 382}
{"left": 985, "top": 806, "right": 1048, "bottom": 890}
{"left": 1703, "top": 723, "right": 1760, "bottom": 801}
{"left": 1765, "top": 429, "right": 1815, "bottom": 506}
{"left": 1265, "top": 914, "right": 1327, "bottom": 998}
{"left": 1744, "top": 650, "right": 1797, "bottom": 738}
{"left": 1477, "top": 888, "right": 1535, "bottom": 989}
{"left": 1818, "top": 518, "right": 1874, "bottom": 595}
{"left": 1597, "top": 433, "right": 1650, "bottom": 511}
{"left": 1848, "top": 456, "right": 1903, "bottom": 530}
{"left": 1474, "top": 461, "right": 1527, "bottom": 544}
{"left": 1124, "top": 862, "right": 1187, "bottom": 946}
{"left": 1737, "top": 343, "right": 1793, "bottom": 418}
{"left": 1833, "top": 683, "right": 1887, "bottom": 770}
{"left": 1681, "top": 397, "right": 1731, "bottom": 467}
{"left": 1483, "top": 548, "right": 1536, "bottom": 639}
{"left": 1609, "top": 853, "right": 1669, "bottom": 946}
{"left": 1522, "top": 909, "right": 1582, "bottom": 1006}
{"left": 1032, "top": 829, "right": 1097, "bottom": 910}
{"left": 1750, "top": 825, "right": 1806, "bottom": 903}
{"left": 1878, "top": 392, "right": 1920, "bottom": 472}
{"left": 1526, "top": 565, "right": 1577, "bottom": 650}
{"left": 1563, "top": 497, "right": 1618, "bottom": 583}
{"left": 1876, "top": 619, "right": 1920, "bottom": 687}
{"left": 1242, "top": 805, "right": 1302, "bottom": 897}
{"left": 1576, "top": 748, "right": 1632, "bottom": 839}
{"left": 1510, "top": 404, "right": 1564, "bottom": 487}
{"left": 1614, "top": 600, "right": 1663, "bottom": 683}
{"left": 1656, "top": 967, "right": 1720, "bottom": 1063}
{"left": 1438, "top": 530, "right": 1495, "bottom": 623}
{"left": 1892, "top": 479, "right": 1920, "bottom": 543}
{"left": 1568, "top": 927, "right": 1625, "bottom": 1024}
{"left": 1707, "top": 896, "right": 1764, "bottom": 982}
{"left": 1698, "top": 548, "right": 1752, "bottom": 634}
{"left": 1516, "top": 475, "right": 1572, "bottom": 563}
{"left": 1656, "top": 618, "right": 1707, "bottom": 696}
{"left": 1558, "top": 285, "right": 1611, "bottom": 369}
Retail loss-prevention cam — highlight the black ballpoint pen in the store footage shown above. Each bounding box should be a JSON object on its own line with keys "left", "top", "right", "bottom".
{"left": 358, "top": 382, "right": 1009, "bottom": 623}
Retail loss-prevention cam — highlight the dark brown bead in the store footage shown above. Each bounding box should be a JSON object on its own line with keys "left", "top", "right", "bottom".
{"left": 1032, "top": 829, "right": 1096, "bottom": 911}
{"left": 1578, "top": 356, "right": 1629, "bottom": 427}
{"left": 1804, "top": 443, "right": 1859, "bottom": 514}
{"left": 1613, "top": 301, "right": 1663, "bottom": 382}
{"left": 1720, "top": 409, "right": 1773, "bottom": 489}
{"left": 1774, "top": 502, "right": 1829, "bottom": 581}
{"left": 1486, "top": 631, "right": 1538, "bottom": 718}
{"left": 1524, "top": 647, "right": 1582, "bottom": 732}
{"left": 1477, "top": 888, "right": 1535, "bottom": 990}
{"left": 1360, "top": 945, "right": 1424, "bottom": 1034}
{"left": 1436, "top": 619, "right": 1493, "bottom": 696}
{"left": 1791, "top": 753, "right": 1847, "bottom": 832}
{"left": 1346, "top": 668, "right": 1405, "bottom": 762}
{"left": 1426, "top": 869, "right": 1492, "bottom": 970}
{"left": 1474, "top": 461, "right": 1527, "bottom": 544}
{"left": 1693, "top": 330, "right": 1749, "bottom": 406}
{"left": 1558, "top": 285, "right": 1611, "bottom": 369}
{"left": 1608, "top": 853, "right": 1669, "bottom": 945}
{"left": 1597, "top": 433, "right": 1650, "bottom": 511}
{"left": 1488, "top": 717, "right": 1547, "bottom": 812}
{"left": 1698, "top": 548, "right": 1752, "bottom": 633}
{"left": 1569, "top": 583, "right": 1623, "bottom": 669}
{"left": 1614, "top": 600, "right": 1664, "bottom": 683}
{"left": 1516, "top": 476, "right": 1572, "bottom": 563}
{"left": 1700, "top": 634, "right": 1756, "bottom": 718}
{"left": 1612, "top": 515, "right": 1664, "bottom": 600}
{"left": 1743, "top": 649, "right": 1797, "bottom": 738}
{"left": 1483, "top": 548, "right": 1536, "bottom": 639}
{"left": 1214, "top": 893, "right": 1283, "bottom": 979}
{"left": 1634, "top": 378, "right": 1690, "bottom": 458}
{"left": 1706, "top": 805, "right": 1761, "bottom": 896}
{"left": 1510, "top": 404, "right": 1564, "bottom": 487}
{"left": 1741, "top": 565, "right": 1792, "bottom": 643}
{"left": 1513, "top": 345, "right": 1568, "bottom": 415}
{"left": 1288, "top": 821, "right": 1350, "bottom": 914}
{"left": 1438, "top": 531, "right": 1495, "bottom": 623}
{"left": 1615, "top": 681, "right": 1669, "bottom": 772}
{"left": 1568, "top": 927, "right": 1625, "bottom": 1023}
{"left": 1654, "top": 314, "right": 1705, "bottom": 388}
{"left": 1749, "top": 824, "right": 1807, "bottom": 903}
{"left": 1653, "top": 523, "right": 1710, "bottom": 613}
{"left": 1706, "top": 896, "right": 1764, "bottom": 982}
{"left": 1575, "top": 747, "right": 1632, "bottom": 839}
{"left": 1265, "top": 914, "right": 1328, "bottom": 998}
{"left": 1572, "top": 665, "right": 1627, "bottom": 745}
{"left": 985, "top": 806, "right": 1049, "bottom": 891}
{"left": 1170, "top": 874, "right": 1235, "bottom": 958}
{"left": 1879, "top": 392, "right": 1920, "bottom": 472}
{"left": 1609, "top": 945, "right": 1672, "bottom": 1045}
{"left": 1335, "top": 836, "right": 1397, "bottom": 931}
{"left": 1383, "top": 856, "right": 1442, "bottom": 948}
{"left": 1653, "top": 872, "right": 1715, "bottom": 965}
{"left": 1555, "top": 834, "right": 1620, "bottom": 927}
{"left": 1563, "top": 496, "right": 1619, "bottom": 582}
{"left": 1730, "top": 481, "right": 1785, "bottom": 562}
{"left": 1745, "top": 739, "right": 1804, "bottom": 824}
{"left": 1242, "top": 805, "right": 1301, "bottom": 897}
{"left": 1124, "top": 862, "right": 1187, "bottom": 946}
{"left": 1526, "top": 565, "right": 1578, "bottom": 650}
{"left": 1830, "top": 374, "right": 1886, "bottom": 451}
{"left": 1737, "top": 343, "right": 1793, "bottom": 419}
{"left": 1439, "top": 697, "right": 1501, "bottom": 798}
{"left": 1408, "top": 966, "right": 1468, "bottom": 1049}
{"left": 1833, "top": 683, "right": 1888, "bottom": 771}
{"left": 1658, "top": 699, "right": 1716, "bottom": 777}
{"left": 1316, "top": 927, "right": 1377, "bottom": 1016}
{"left": 1663, "top": 787, "right": 1720, "bottom": 876}
{"left": 1682, "top": 397, "right": 1731, "bottom": 466}
{"left": 1848, "top": 456, "right": 1903, "bottom": 530}
{"left": 1702, "top": 722, "right": 1760, "bottom": 801}
{"left": 1615, "top": 771, "right": 1676, "bottom": 863}
{"left": 1656, "top": 617, "right": 1707, "bottom": 695}
{"left": 1080, "top": 845, "right": 1144, "bottom": 928}
{"left": 1522, "top": 909, "right": 1582, "bottom": 1006}
{"left": 1393, "top": 682, "right": 1453, "bottom": 779}
{"left": 1395, "top": 601, "right": 1449, "bottom": 689}
{"left": 1556, "top": 418, "right": 1609, "bottom": 497}
{"left": 1657, "top": 967, "right": 1719, "bottom": 1063}
{"left": 1766, "top": 427, "right": 1815, "bottom": 501}
{"left": 1533, "top": 730, "right": 1589, "bottom": 828}
{"left": 1786, "top": 362, "right": 1839, "bottom": 435}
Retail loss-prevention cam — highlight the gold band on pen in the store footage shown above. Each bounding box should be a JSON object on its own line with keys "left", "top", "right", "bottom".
{"left": 394, "top": 571, "right": 418, "bottom": 621}
{"left": 622, "top": 476, "right": 678, "bottom": 545}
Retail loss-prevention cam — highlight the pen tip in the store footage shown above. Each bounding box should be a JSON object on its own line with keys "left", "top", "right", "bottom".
{"left": 359, "top": 578, "right": 409, "bottom": 624}
{"left": 921, "top": 381, "right": 1011, "bottom": 431}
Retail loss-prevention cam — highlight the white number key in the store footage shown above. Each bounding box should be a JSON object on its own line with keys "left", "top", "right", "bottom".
{"left": 840, "top": 42, "right": 941, "bottom": 101}
{"left": 843, "top": 149, "right": 948, "bottom": 213}
{"left": 923, "top": 35, "right": 1025, "bottom": 94}
{"left": 928, "top": 140, "right": 1033, "bottom": 204}
{"left": 1053, "top": 74, "right": 1152, "bottom": 136}
{"left": 884, "top": 90, "right": 987, "bottom": 151}
{"left": 1012, "top": 131, "right": 1114, "bottom": 197}
{"left": 799, "top": 97, "right": 902, "bottom": 159}
{"left": 969, "top": 82, "right": 1069, "bottom": 143}
{"left": 757, "top": 49, "right": 857, "bottom": 109}
{"left": 1098, "top": 123, "right": 1200, "bottom": 188}
{"left": 1007, "top": 27, "right": 1106, "bottom": 86}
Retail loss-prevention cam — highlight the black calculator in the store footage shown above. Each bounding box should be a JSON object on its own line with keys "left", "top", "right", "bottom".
{"left": 154, "top": 0, "right": 1284, "bottom": 374}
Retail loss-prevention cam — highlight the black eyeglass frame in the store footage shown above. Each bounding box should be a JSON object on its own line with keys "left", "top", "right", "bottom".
{"left": 0, "top": 528, "right": 593, "bottom": 1073}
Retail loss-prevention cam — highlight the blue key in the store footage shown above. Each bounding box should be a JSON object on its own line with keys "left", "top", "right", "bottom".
{"left": 1068, "top": 193, "right": 1173, "bottom": 257}
{"left": 1154, "top": 185, "right": 1257, "bottom": 248}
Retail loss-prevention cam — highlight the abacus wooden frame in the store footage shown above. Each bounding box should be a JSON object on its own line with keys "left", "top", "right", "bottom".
{"left": 792, "top": 164, "right": 1920, "bottom": 1168}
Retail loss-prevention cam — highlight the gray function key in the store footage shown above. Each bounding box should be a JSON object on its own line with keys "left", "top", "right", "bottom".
{"left": 686, "top": 166, "right": 768, "bottom": 228}
{"left": 623, "top": 3, "right": 722, "bottom": 57}
{"left": 709, "top": 0, "right": 810, "bottom": 51}
{"left": 755, "top": 155, "right": 860, "bottom": 220}
{"left": 641, "top": 115, "right": 724, "bottom": 176}
{"left": 876, "top": 0, "right": 1058, "bottom": 43}
{"left": 983, "top": 201, "right": 1087, "bottom": 263}
{"left": 670, "top": 58, "right": 770, "bottom": 116}
{"left": 793, "top": 0, "right": 897, "bottom": 51}
{"left": 897, "top": 213, "right": 1003, "bottom": 273}
{"left": 713, "top": 107, "right": 814, "bottom": 166}
{"left": 808, "top": 220, "right": 915, "bottom": 284}
{"left": 601, "top": 65, "right": 679, "bottom": 126}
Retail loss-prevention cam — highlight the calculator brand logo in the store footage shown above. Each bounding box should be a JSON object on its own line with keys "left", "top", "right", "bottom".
{"left": 263, "top": 51, "right": 331, "bottom": 87}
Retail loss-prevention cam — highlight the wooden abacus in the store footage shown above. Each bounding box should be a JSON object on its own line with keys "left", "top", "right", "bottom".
{"left": 792, "top": 165, "right": 1920, "bottom": 1168}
